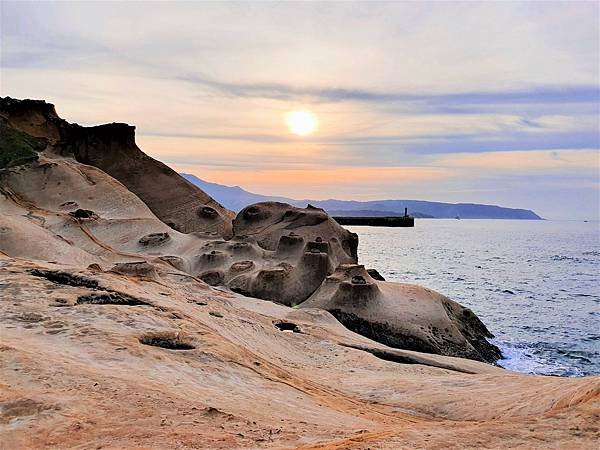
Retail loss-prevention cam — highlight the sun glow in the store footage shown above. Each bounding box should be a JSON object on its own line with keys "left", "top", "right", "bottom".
{"left": 285, "top": 110, "right": 318, "bottom": 136}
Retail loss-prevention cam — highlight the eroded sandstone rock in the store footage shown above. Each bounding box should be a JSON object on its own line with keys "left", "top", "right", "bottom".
{"left": 0, "top": 96, "right": 235, "bottom": 238}
{"left": 300, "top": 264, "right": 502, "bottom": 363}
{"left": 233, "top": 202, "right": 358, "bottom": 266}
{"left": 0, "top": 96, "right": 501, "bottom": 364}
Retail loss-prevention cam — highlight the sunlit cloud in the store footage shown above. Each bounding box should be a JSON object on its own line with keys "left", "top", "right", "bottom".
{"left": 172, "top": 164, "right": 455, "bottom": 201}
{"left": 434, "top": 149, "right": 600, "bottom": 173}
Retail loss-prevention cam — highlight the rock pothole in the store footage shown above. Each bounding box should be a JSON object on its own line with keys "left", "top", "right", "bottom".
{"left": 139, "top": 333, "right": 195, "bottom": 350}
{"left": 198, "top": 206, "right": 218, "bottom": 219}
{"left": 76, "top": 292, "right": 149, "bottom": 306}
{"left": 69, "top": 209, "right": 99, "bottom": 220}
{"left": 138, "top": 232, "right": 170, "bottom": 246}
{"left": 351, "top": 275, "right": 367, "bottom": 285}
{"left": 30, "top": 269, "right": 99, "bottom": 289}
{"left": 273, "top": 321, "right": 302, "bottom": 333}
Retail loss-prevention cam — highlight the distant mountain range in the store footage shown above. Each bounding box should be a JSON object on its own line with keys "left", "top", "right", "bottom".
{"left": 182, "top": 173, "right": 543, "bottom": 220}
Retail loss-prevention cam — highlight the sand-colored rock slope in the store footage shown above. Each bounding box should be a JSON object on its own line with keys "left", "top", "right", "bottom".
{"left": 1, "top": 97, "right": 598, "bottom": 448}
{"left": 0, "top": 97, "right": 235, "bottom": 238}
{"left": 1, "top": 258, "right": 599, "bottom": 449}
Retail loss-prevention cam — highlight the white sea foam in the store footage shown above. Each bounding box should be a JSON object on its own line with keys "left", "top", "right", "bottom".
{"left": 492, "top": 339, "right": 584, "bottom": 377}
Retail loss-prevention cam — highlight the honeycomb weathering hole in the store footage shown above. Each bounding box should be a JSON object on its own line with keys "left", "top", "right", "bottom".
{"left": 351, "top": 275, "right": 367, "bottom": 285}
{"left": 274, "top": 321, "right": 302, "bottom": 333}
{"left": 138, "top": 232, "right": 170, "bottom": 246}
{"left": 69, "top": 209, "right": 99, "bottom": 220}
{"left": 198, "top": 206, "right": 218, "bottom": 219}
{"left": 139, "top": 333, "right": 195, "bottom": 350}
{"left": 30, "top": 269, "right": 100, "bottom": 289}
{"left": 76, "top": 292, "right": 148, "bottom": 306}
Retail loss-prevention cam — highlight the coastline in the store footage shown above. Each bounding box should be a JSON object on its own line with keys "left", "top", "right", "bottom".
{"left": 1, "top": 97, "right": 598, "bottom": 448}
{"left": 348, "top": 220, "right": 600, "bottom": 377}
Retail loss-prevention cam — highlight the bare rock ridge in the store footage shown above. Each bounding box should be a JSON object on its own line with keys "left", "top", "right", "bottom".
{"left": 0, "top": 97, "right": 234, "bottom": 238}
{"left": 0, "top": 95, "right": 500, "bottom": 364}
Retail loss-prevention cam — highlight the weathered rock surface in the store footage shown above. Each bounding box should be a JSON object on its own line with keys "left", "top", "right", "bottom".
{"left": 1, "top": 97, "right": 598, "bottom": 448}
{"left": 233, "top": 202, "right": 358, "bottom": 265}
{"left": 0, "top": 98, "right": 502, "bottom": 361}
{"left": 300, "top": 264, "right": 501, "bottom": 362}
{"left": 0, "top": 97, "right": 234, "bottom": 238}
{"left": 1, "top": 257, "right": 599, "bottom": 449}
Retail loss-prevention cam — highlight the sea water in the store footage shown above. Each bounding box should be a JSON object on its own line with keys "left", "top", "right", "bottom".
{"left": 347, "top": 219, "right": 600, "bottom": 376}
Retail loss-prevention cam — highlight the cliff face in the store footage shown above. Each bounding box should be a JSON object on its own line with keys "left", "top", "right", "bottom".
{"left": 0, "top": 97, "right": 66, "bottom": 140}
{"left": 0, "top": 97, "right": 235, "bottom": 238}
{"left": 61, "top": 122, "right": 235, "bottom": 237}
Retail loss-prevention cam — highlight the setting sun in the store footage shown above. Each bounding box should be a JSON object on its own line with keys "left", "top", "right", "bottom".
{"left": 285, "top": 110, "right": 318, "bottom": 136}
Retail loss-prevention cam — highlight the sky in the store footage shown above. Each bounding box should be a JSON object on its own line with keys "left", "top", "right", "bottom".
{"left": 1, "top": 1, "right": 599, "bottom": 219}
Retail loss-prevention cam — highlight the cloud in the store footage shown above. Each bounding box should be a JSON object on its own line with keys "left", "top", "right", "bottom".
{"left": 435, "top": 149, "right": 600, "bottom": 172}
{"left": 171, "top": 163, "right": 456, "bottom": 201}
{"left": 180, "top": 72, "right": 599, "bottom": 106}
{"left": 1, "top": 1, "right": 598, "bottom": 218}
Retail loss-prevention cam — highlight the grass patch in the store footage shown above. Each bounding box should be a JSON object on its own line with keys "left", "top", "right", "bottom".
{"left": 0, "top": 118, "right": 47, "bottom": 169}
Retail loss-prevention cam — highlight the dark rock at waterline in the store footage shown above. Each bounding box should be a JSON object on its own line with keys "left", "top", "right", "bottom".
{"left": 367, "top": 268, "right": 386, "bottom": 281}
{"left": 300, "top": 264, "right": 502, "bottom": 363}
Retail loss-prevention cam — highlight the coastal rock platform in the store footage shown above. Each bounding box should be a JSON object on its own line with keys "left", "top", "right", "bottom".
{"left": 1, "top": 97, "right": 598, "bottom": 448}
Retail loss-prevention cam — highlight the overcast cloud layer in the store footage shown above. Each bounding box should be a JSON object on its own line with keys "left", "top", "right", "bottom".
{"left": 2, "top": 1, "right": 599, "bottom": 219}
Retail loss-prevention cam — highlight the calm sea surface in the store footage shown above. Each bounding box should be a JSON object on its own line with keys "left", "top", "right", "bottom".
{"left": 347, "top": 220, "right": 599, "bottom": 376}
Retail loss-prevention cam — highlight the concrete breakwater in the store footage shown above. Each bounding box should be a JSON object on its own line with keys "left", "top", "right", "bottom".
{"left": 333, "top": 215, "right": 415, "bottom": 227}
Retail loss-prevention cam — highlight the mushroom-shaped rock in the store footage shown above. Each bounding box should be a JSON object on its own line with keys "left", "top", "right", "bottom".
{"left": 191, "top": 239, "right": 265, "bottom": 276}
{"left": 158, "top": 255, "right": 189, "bottom": 273}
{"left": 139, "top": 232, "right": 170, "bottom": 246}
{"left": 282, "top": 251, "right": 330, "bottom": 305}
{"left": 274, "top": 233, "right": 305, "bottom": 260}
{"left": 110, "top": 261, "right": 159, "bottom": 280}
{"left": 195, "top": 250, "right": 229, "bottom": 270}
{"left": 300, "top": 264, "right": 502, "bottom": 363}
{"left": 228, "top": 241, "right": 261, "bottom": 258}
{"left": 251, "top": 267, "right": 289, "bottom": 302}
{"left": 233, "top": 202, "right": 358, "bottom": 266}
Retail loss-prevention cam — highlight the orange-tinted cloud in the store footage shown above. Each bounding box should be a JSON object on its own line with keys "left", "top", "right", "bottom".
{"left": 435, "top": 149, "right": 599, "bottom": 172}
{"left": 173, "top": 164, "right": 454, "bottom": 200}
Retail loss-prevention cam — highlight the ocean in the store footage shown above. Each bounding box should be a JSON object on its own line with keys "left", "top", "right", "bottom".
{"left": 347, "top": 219, "right": 600, "bottom": 377}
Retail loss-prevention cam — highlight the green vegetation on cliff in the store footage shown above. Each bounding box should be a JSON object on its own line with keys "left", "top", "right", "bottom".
{"left": 0, "top": 119, "right": 47, "bottom": 169}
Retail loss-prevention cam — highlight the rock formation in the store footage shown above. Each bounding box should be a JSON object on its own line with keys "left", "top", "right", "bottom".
{"left": 1, "top": 96, "right": 597, "bottom": 448}
{"left": 0, "top": 96, "right": 500, "bottom": 362}
{"left": 301, "top": 264, "right": 501, "bottom": 362}
{"left": 0, "top": 97, "right": 234, "bottom": 238}
{"left": 233, "top": 201, "right": 358, "bottom": 265}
